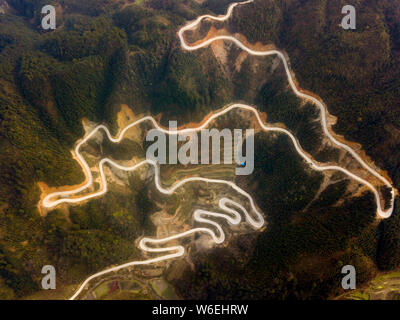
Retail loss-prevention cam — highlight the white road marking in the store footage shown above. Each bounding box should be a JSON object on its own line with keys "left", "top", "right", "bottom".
{"left": 41, "top": 0, "right": 395, "bottom": 299}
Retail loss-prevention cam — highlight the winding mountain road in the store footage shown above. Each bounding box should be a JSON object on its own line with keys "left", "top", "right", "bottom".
{"left": 41, "top": 0, "right": 396, "bottom": 300}
{"left": 177, "top": 0, "right": 395, "bottom": 218}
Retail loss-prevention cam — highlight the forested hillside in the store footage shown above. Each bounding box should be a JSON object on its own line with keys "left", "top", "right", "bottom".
{"left": 173, "top": 0, "right": 400, "bottom": 300}
{"left": 0, "top": 0, "right": 222, "bottom": 298}
{"left": 227, "top": 0, "right": 400, "bottom": 185}
{"left": 229, "top": 0, "right": 400, "bottom": 284}
{"left": 0, "top": 0, "right": 399, "bottom": 300}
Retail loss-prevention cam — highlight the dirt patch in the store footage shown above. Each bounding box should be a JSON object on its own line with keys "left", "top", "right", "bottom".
{"left": 117, "top": 104, "right": 144, "bottom": 143}
{"left": 234, "top": 51, "right": 248, "bottom": 72}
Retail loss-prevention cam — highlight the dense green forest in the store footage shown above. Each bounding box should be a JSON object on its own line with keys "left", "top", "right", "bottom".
{"left": 228, "top": 0, "right": 400, "bottom": 187}
{"left": 175, "top": 133, "right": 380, "bottom": 299}
{"left": 0, "top": 0, "right": 399, "bottom": 300}
{"left": 0, "top": 0, "right": 237, "bottom": 298}
{"left": 174, "top": 0, "right": 400, "bottom": 300}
